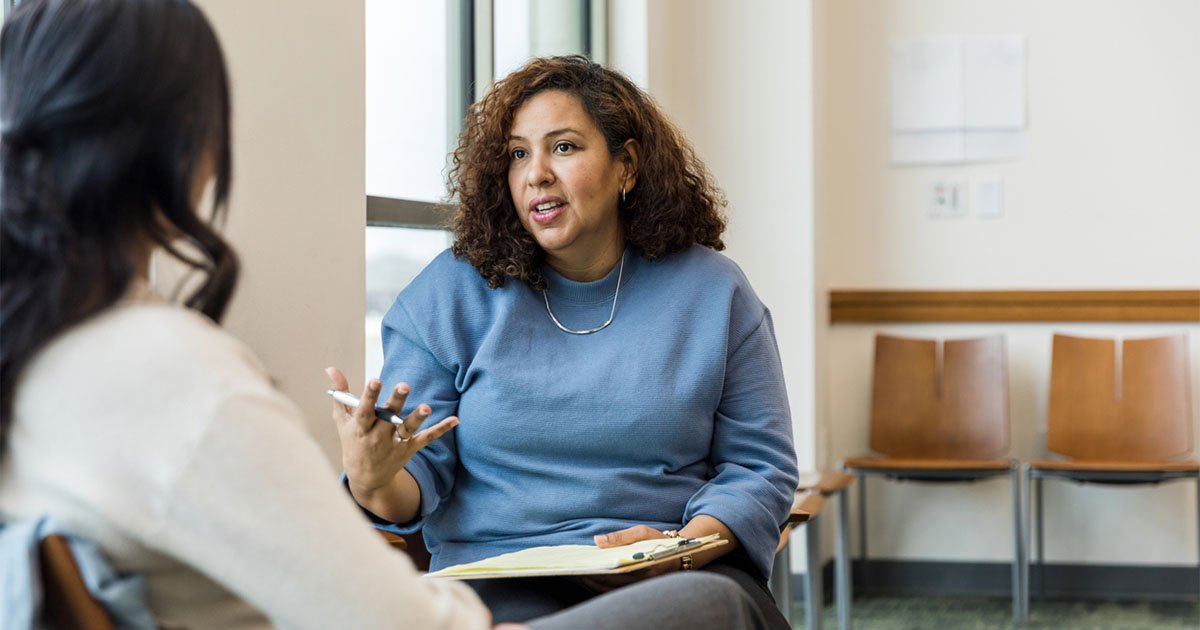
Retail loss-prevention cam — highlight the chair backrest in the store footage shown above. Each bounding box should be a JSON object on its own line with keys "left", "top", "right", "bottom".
{"left": 870, "top": 334, "right": 1009, "bottom": 459}
{"left": 1047, "top": 333, "right": 1192, "bottom": 461}
{"left": 38, "top": 534, "right": 115, "bottom": 630}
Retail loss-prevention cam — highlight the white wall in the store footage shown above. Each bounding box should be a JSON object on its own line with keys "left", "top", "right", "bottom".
{"left": 633, "top": 0, "right": 819, "bottom": 470}
{"left": 607, "top": 0, "right": 649, "bottom": 89}
{"left": 195, "top": 1, "right": 365, "bottom": 465}
{"left": 612, "top": 0, "right": 1200, "bottom": 572}
{"left": 817, "top": 0, "right": 1200, "bottom": 565}
{"left": 820, "top": 0, "right": 1200, "bottom": 290}
{"left": 608, "top": 0, "right": 820, "bottom": 567}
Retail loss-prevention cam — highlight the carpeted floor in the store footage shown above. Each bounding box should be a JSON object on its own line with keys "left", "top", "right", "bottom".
{"left": 796, "top": 596, "right": 1200, "bottom": 629}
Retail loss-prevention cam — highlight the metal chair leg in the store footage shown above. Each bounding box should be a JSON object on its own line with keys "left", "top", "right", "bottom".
{"left": 805, "top": 516, "right": 823, "bottom": 630}
{"left": 1010, "top": 463, "right": 1025, "bottom": 625}
{"left": 1036, "top": 475, "right": 1045, "bottom": 600}
{"left": 835, "top": 487, "right": 852, "bottom": 630}
{"left": 1022, "top": 464, "right": 1032, "bottom": 625}
{"left": 770, "top": 539, "right": 793, "bottom": 626}
{"left": 856, "top": 472, "right": 868, "bottom": 595}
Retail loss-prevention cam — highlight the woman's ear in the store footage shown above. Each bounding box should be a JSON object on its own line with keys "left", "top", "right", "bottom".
{"left": 621, "top": 139, "right": 640, "bottom": 192}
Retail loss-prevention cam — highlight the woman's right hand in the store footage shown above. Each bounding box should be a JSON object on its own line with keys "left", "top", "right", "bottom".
{"left": 325, "top": 367, "right": 459, "bottom": 500}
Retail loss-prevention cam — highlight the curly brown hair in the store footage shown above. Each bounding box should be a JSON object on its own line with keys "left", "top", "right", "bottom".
{"left": 447, "top": 55, "right": 726, "bottom": 289}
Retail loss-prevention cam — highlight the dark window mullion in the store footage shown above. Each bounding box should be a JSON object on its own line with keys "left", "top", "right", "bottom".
{"left": 366, "top": 196, "right": 449, "bottom": 229}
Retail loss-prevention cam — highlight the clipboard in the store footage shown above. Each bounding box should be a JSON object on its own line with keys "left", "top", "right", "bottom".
{"left": 426, "top": 534, "right": 727, "bottom": 580}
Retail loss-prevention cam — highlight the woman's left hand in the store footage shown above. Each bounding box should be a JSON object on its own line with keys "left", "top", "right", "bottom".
{"left": 582, "top": 525, "right": 677, "bottom": 592}
{"left": 582, "top": 517, "right": 739, "bottom": 593}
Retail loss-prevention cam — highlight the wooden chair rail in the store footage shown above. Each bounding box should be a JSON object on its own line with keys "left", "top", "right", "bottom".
{"left": 830, "top": 290, "right": 1200, "bottom": 323}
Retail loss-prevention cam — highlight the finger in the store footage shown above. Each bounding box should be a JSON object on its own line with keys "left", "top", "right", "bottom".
{"left": 411, "top": 416, "right": 459, "bottom": 446}
{"left": 325, "top": 366, "right": 350, "bottom": 391}
{"left": 380, "top": 382, "right": 411, "bottom": 415}
{"left": 593, "top": 524, "right": 663, "bottom": 548}
{"left": 400, "top": 403, "right": 431, "bottom": 437}
{"left": 352, "top": 379, "right": 383, "bottom": 431}
{"left": 325, "top": 367, "right": 353, "bottom": 425}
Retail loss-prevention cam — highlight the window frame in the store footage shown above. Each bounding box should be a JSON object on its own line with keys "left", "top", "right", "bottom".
{"left": 365, "top": 0, "right": 606, "bottom": 229}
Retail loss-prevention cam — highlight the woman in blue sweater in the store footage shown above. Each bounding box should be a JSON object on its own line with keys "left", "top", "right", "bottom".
{"left": 335, "top": 56, "right": 798, "bottom": 627}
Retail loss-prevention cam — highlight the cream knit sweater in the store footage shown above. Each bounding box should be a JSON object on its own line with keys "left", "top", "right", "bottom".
{"left": 0, "top": 288, "right": 489, "bottom": 630}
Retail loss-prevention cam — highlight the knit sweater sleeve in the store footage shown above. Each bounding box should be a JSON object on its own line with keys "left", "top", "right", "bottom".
{"left": 160, "top": 388, "right": 489, "bottom": 630}
{"left": 371, "top": 289, "right": 464, "bottom": 534}
{"left": 119, "top": 306, "right": 490, "bottom": 629}
{"left": 683, "top": 308, "right": 799, "bottom": 579}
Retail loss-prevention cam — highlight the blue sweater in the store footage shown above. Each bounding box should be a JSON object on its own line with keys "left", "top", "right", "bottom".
{"left": 374, "top": 245, "right": 798, "bottom": 579}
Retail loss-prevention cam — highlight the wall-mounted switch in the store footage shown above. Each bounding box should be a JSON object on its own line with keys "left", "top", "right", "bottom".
{"left": 929, "top": 180, "right": 967, "bottom": 218}
{"left": 975, "top": 177, "right": 1004, "bottom": 219}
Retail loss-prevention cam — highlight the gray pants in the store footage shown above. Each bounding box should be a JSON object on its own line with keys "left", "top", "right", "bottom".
{"left": 527, "top": 572, "right": 769, "bottom": 630}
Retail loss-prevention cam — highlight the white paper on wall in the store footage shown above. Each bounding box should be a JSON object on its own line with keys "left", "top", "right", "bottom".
{"left": 890, "top": 34, "right": 1026, "bottom": 164}
{"left": 890, "top": 130, "right": 1027, "bottom": 164}
{"left": 962, "top": 130, "right": 1024, "bottom": 162}
{"left": 890, "top": 131, "right": 964, "bottom": 164}
{"left": 890, "top": 38, "right": 964, "bottom": 132}
{"left": 963, "top": 35, "right": 1026, "bottom": 129}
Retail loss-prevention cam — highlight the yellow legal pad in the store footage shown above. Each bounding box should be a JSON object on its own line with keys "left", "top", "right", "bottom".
{"left": 426, "top": 534, "right": 726, "bottom": 580}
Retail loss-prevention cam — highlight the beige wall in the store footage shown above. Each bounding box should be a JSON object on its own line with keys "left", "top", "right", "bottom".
{"left": 817, "top": 0, "right": 1200, "bottom": 564}
{"left": 608, "top": 0, "right": 820, "bottom": 567}
{"left": 195, "top": 1, "right": 365, "bottom": 465}
{"left": 613, "top": 0, "right": 1200, "bottom": 569}
{"left": 820, "top": 0, "right": 1200, "bottom": 290}
{"left": 633, "top": 0, "right": 820, "bottom": 471}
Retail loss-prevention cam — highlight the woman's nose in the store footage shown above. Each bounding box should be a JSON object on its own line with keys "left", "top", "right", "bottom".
{"left": 526, "top": 152, "right": 554, "bottom": 188}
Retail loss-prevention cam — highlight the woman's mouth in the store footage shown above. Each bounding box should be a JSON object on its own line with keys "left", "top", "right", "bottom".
{"left": 530, "top": 199, "right": 566, "bottom": 224}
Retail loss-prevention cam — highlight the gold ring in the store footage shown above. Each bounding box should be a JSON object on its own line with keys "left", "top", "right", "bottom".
{"left": 393, "top": 427, "right": 411, "bottom": 443}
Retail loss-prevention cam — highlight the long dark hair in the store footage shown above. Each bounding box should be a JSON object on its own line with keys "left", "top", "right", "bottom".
{"left": 0, "top": 0, "right": 238, "bottom": 454}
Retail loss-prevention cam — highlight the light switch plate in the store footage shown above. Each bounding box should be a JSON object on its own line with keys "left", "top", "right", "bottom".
{"left": 929, "top": 180, "right": 967, "bottom": 218}
{"left": 975, "top": 177, "right": 1004, "bottom": 218}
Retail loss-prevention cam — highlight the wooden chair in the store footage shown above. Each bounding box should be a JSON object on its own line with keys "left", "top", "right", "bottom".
{"left": 772, "top": 490, "right": 821, "bottom": 629}
{"left": 796, "top": 471, "right": 855, "bottom": 630}
{"left": 841, "top": 334, "right": 1024, "bottom": 624}
{"left": 377, "top": 530, "right": 435, "bottom": 572}
{"left": 1022, "top": 333, "right": 1198, "bottom": 615}
{"left": 38, "top": 534, "right": 114, "bottom": 630}
{"left": 771, "top": 472, "right": 857, "bottom": 630}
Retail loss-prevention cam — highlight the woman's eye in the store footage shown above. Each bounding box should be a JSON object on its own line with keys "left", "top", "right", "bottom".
{"left": 554, "top": 142, "right": 574, "bottom": 154}
{"left": 511, "top": 148, "right": 526, "bottom": 160}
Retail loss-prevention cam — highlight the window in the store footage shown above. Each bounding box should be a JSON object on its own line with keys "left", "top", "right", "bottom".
{"left": 364, "top": 0, "right": 604, "bottom": 378}
{"left": 364, "top": 226, "right": 453, "bottom": 380}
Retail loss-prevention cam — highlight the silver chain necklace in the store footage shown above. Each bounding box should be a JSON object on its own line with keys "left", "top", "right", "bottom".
{"left": 542, "top": 254, "right": 625, "bottom": 335}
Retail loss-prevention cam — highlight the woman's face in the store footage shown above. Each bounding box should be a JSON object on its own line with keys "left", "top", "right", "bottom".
{"left": 507, "top": 90, "right": 633, "bottom": 272}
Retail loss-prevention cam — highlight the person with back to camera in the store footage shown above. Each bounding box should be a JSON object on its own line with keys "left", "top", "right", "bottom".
{"left": 334, "top": 55, "right": 799, "bottom": 628}
{"left": 0, "top": 2, "right": 770, "bottom": 628}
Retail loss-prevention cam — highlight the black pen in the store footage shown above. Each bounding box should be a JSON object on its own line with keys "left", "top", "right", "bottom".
{"left": 631, "top": 534, "right": 719, "bottom": 561}
{"left": 327, "top": 389, "right": 407, "bottom": 427}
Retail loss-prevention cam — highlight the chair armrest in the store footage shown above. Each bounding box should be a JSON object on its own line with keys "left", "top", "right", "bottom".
{"left": 376, "top": 530, "right": 408, "bottom": 551}
{"left": 796, "top": 470, "right": 855, "bottom": 495}
{"left": 787, "top": 491, "right": 825, "bottom": 524}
